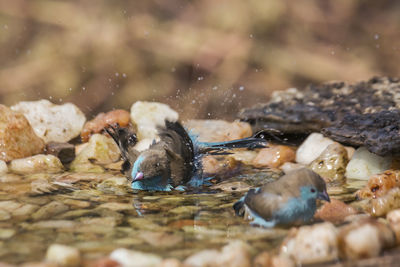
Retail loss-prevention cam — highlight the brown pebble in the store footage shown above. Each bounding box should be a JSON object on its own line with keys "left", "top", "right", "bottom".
{"left": 252, "top": 145, "right": 295, "bottom": 168}
{"left": 314, "top": 199, "right": 357, "bottom": 224}
{"left": 253, "top": 251, "right": 271, "bottom": 267}
{"left": 45, "top": 142, "right": 75, "bottom": 164}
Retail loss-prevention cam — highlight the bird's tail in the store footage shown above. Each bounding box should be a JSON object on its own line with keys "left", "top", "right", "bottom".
{"left": 233, "top": 196, "right": 246, "bottom": 217}
{"left": 197, "top": 137, "right": 267, "bottom": 154}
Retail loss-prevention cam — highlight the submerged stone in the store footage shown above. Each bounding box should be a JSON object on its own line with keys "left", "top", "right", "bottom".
{"left": 356, "top": 170, "right": 400, "bottom": 200}
{"left": 309, "top": 143, "right": 349, "bottom": 184}
{"left": 252, "top": 145, "right": 295, "bottom": 168}
{"left": 45, "top": 244, "right": 81, "bottom": 267}
{"left": 239, "top": 77, "right": 400, "bottom": 156}
{"left": 110, "top": 248, "right": 162, "bottom": 267}
{"left": 9, "top": 154, "right": 64, "bottom": 175}
{"left": 11, "top": 100, "right": 86, "bottom": 143}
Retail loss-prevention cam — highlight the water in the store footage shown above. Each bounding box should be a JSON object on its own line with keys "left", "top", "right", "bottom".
{"left": 0, "top": 168, "right": 362, "bottom": 264}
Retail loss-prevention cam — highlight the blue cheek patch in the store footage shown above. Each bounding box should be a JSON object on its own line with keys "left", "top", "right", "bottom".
{"left": 131, "top": 155, "right": 145, "bottom": 179}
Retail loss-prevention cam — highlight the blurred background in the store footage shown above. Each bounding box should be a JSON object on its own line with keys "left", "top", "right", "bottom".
{"left": 0, "top": 0, "right": 399, "bottom": 120}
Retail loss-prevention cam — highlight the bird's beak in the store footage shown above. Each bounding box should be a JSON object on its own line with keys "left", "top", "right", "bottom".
{"left": 133, "top": 172, "right": 144, "bottom": 181}
{"left": 317, "top": 190, "right": 330, "bottom": 202}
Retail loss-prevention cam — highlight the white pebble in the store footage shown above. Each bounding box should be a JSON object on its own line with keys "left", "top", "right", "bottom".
{"left": 46, "top": 244, "right": 81, "bottom": 267}
{"left": 110, "top": 248, "right": 162, "bottom": 267}
{"left": 295, "top": 133, "right": 335, "bottom": 165}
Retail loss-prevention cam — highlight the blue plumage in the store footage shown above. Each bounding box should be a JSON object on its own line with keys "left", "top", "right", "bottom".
{"left": 234, "top": 168, "right": 330, "bottom": 227}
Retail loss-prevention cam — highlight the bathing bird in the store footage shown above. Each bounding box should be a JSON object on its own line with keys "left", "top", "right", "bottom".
{"left": 233, "top": 168, "right": 330, "bottom": 227}
{"left": 107, "top": 120, "right": 267, "bottom": 191}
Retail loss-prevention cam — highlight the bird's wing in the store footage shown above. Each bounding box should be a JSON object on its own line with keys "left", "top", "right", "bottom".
{"left": 244, "top": 188, "right": 285, "bottom": 221}
{"left": 165, "top": 147, "right": 186, "bottom": 187}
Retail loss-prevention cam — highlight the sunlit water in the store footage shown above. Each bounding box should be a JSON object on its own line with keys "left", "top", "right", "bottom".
{"left": 0, "top": 168, "right": 362, "bottom": 264}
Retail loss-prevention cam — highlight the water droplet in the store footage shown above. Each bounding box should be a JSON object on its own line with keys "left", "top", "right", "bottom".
{"left": 82, "top": 87, "right": 86, "bottom": 91}
{"left": 331, "top": 50, "right": 335, "bottom": 55}
{"left": 192, "top": 100, "right": 196, "bottom": 104}
{"left": 212, "top": 86, "right": 218, "bottom": 90}
{"left": 239, "top": 86, "right": 245, "bottom": 91}
{"left": 374, "top": 34, "right": 380, "bottom": 40}
{"left": 115, "top": 72, "right": 119, "bottom": 77}
{"left": 198, "top": 76, "right": 204, "bottom": 81}
{"left": 122, "top": 73, "right": 127, "bottom": 78}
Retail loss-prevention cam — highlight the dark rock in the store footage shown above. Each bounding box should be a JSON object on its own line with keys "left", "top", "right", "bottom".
{"left": 239, "top": 77, "right": 400, "bottom": 156}
{"left": 45, "top": 142, "right": 76, "bottom": 164}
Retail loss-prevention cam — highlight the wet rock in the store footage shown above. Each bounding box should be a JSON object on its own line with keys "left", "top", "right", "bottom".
{"left": 63, "top": 199, "right": 91, "bottom": 209}
{"left": 70, "top": 134, "right": 120, "bottom": 172}
{"left": 110, "top": 248, "right": 162, "bottom": 267}
{"left": 184, "top": 240, "right": 251, "bottom": 267}
{"left": 228, "top": 150, "right": 258, "bottom": 165}
{"left": 11, "top": 100, "right": 86, "bottom": 143}
{"left": 85, "top": 257, "right": 120, "bottom": 267}
{"left": 139, "top": 231, "right": 183, "bottom": 248}
{"left": 0, "top": 160, "right": 7, "bottom": 174}
{"left": 9, "top": 154, "right": 64, "bottom": 174}
{"left": 314, "top": 199, "right": 357, "bottom": 224}
{"left": 253, "top": 251, "right": 271, "bottom": 267}
{"left": 202, "top": 156, "right": 238, "bottom": 175}
{"left": 323, "top": 110, "right": 400, "bottom": 156}
{"left": 239, "top": 77, "right": 400, "bottom": 156}
{"left": 338, "top": 219, "right": 396, "bottom": 260}
{"left": 98, "top": 202, "right": 134, "bottom": 211}
{"left": 345, "top": 147, "right": 392, "bottom": 180}
{"left": 21, "top": 263, "right": 58, "bottom": 267}
{"left": 370, "top": 188, "right": 400, "bottom": 216}
{"left": 280, "top": 162, "right": 305, "bottom": 174}
{"left": 0, "top": 228, "right": 16, "bottom": 239}
{"left": 159, "top": 258, "right": 183, "bottom": 267}
{"left": 32, "top": 201, "right": 69, "bottom": 221}
{"left": 0, "top": 209, "right": 11, "bottom": 221}
{"left": 130, "top": 101, "right": 178, "bottom": 141}
{"left": 29, "top": 220, "right": 77, "bottom": 229}
{"left": 252, "top": 145, "right": 295, "bottom": 168}
{"left": 309, "top": 143, "right": 349, "bottom": 184}
{"left": 356, "top": 170, "right": 400, "bottom": 199}
{"left": 210, "top": 180, "right": 251, "bottom": 192}
{"left": 12, "top": 203, "right": 39, "bottom": 219}
{"left": 81, "top": 109, "right": 131, "bottom": 142}
{"left": 387, "top": 209, "right": 400, "bottom": 244}
{"left": 295, "top": 133, "right": 335, "bottom": 165}
{"left": 184, "top": 119, "right": 252, "bottom": 142}
{"left": 45, "top": 142, "right": 75, "bottom": 164}
{"left": 0, "top": 104, "right": 45, "bottom": 161}
{"left": 280, "top": 222, "right": 338, "bottom": 264}
{"left": 46, "top": 244, "right": 81, "bottom": 267}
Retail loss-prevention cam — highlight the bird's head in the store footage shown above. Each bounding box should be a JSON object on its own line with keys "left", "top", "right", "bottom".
{"left": 131, "top": 151, "right": 168, "bottom": 182}
{"left": 297, "top": 169, "right": 330, "bottom": 202}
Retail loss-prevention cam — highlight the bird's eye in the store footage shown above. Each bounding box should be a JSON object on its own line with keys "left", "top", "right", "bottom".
{"left": 310, "top": 188, "right": 316, "bottom": 193}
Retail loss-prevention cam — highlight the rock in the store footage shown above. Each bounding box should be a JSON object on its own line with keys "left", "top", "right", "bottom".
{"left": 253, "top": 251, "right": 271, "bottom": 267}
{"left": 159, "top": 258, "right": 182, "bottom": 267}
{"left": 63, "top": 199, "right": 91, "bottom": 208}
{"left": 228, "top": 150, "right": 258, "bottom": 165}
{"left": 338, "top": 219, "right": 396, "bottom": 260}
{"left": 184, "top": 120, "right": 252, "bottom": 142}
{"left": 0, "top": 228, "right": 15, "bottom": 239}
{"left": 139, "top": 231, "right": 183, "bottom": 248}
{"left": 252, "top": 145, "right": 295, "bottom": 168}
{"left": 32, "top": 201, "right": 69, "bottom": 221}
{"left": 210, "top": 181, "right": 251, "bottom": 192}
{"left": 280, "top": 222, "right": 338, "bottom": 264}
{"left": 356, "top": 170, "right": 400, "bottom": 199}
{"left": 295, "top": 133, "right": 335, "bottom": 165}
{"left": 0, "top": 104, "right": 45, "bottom": 161}
{"left": 270, "top": 256, "right": 294, "bottom": 267}
{"left": 45, "top": 142, "right": 75, "bottom": 164}
{"left": 98, "top": 202, "right": 134, "bottom": 211}
{"left": 21, "top": 263, "right": 58, "bottom": 267}
{"left": 202, "top": 155, "right": 238, "bottom": 175}
{"left": 12, "top": 203, "right": 39, "bottom": 219}
{"left": 345, "top": 147, "right": 392, "bottom": 180}
{"left": 130, "top": 101, "right": 178, "bottom": 141}
{"left": 314, "top": 199, "right": 357, "bottom": 224}
{"left": 239, "top": 77, "right": 400, "bottom": 156}
{"left": 45, "top": 244, "right": 81, "bottom": 267}
{"left": 81, "top": 109, "right": 131, "bottom": 142}
{"left": 370, "top": 188, "right": 400, "bottom": 216}
{"left": 0, "top": 209, "right": 11, "bottom": 221}
{"left": 85, "top": 258, "right": 120, "bottom": 267}
{"left": 387, "top": 209, "right": 400, "bottom": 244}
{"left": 0, "top": 160, "right": 7, "bottom": 174}
{"left": 70, "top": 134, "right": 120, "bottom": 172}
{"left": 183, "top": 240, "right": 251, "bottom": 267}
{"left": 11, "top": 100, "right": 86, "bottom": 143}
{"left": 9, "top": 154, "right": 64, "bottom": 174}
{"left": 280, "top": 162, "right": 305, "bottom": 174}
{"left": 110, "top": 248, "right": 162, "bottom": 267}
{"left": 309, "top": 143, "right": 349, "bottom": 184}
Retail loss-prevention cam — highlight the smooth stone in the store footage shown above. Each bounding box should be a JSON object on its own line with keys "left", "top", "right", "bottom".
{"left": 252, "top": 145, "right": 295, "bottom": 168}
{"left": 0, "top": 104, "right": 44, "bottom": 161}
{"left": 345, "top": 147, "right": 391, "bottom": 180}
{"left": 0, "top": 210, "right": 11, "bottom": 221}
{"left": 280, "top": 222, "right": 338, "bottom": 264}
{"left": 314, "top": 199, "right": 357, "bottom": 224}
{"left": 11, "top": 100, "right": 86, "bottom": 143}
{"left": 309, "top": 143, "right": 349, "bottom": 184}
{"left": 70, "top": 134, "right": 120, "bottom": 172}
{"left": 0, "top": 160, "right": 7, "bottom": 174}
{"left": 370, "top": 188, "right": 400, "bottom": 216}
{"left": 202, "top": 155, "right": 238, "bottom": 176}
{"left": 0, "top": 200, "right": 22, "bottom": 212}
{"left": 338, "top": 219, "right": 396, "bottom": 260}
{"left": 98, "top": 202, "right": 134, "bottom": 211}
{"left": 32, "top": 201, "right": 69, "bottom": 221}
{"left": 80, "top": 216, "right": 118, "bottom": 228}
{"left": 45, "top": 142, "right": 75, "bottom": 164}
{"left": 0, "top": 228, "right": 15, "bottom": 239}
{"left": 184, "top": 119, "right": 252, "bottom": 142}
{"left": 228, "top": 150, "right": 258, "bottom": 165}
{"left": 81, "top": 109, "right": 130, "bottom": 142}
{"left": 139, "top": 231, "right": 183, "bottom": 248}
{"left": 12, "top": 203, "right": 39, "bottom": 218}
{"left": 130, "top": 101, "right": 179, "bottom": 141}
{"left": 280, "top": 162, "right": 305, "bottom": 174}
{"left": 63, "top": 199, "right": 91, "bottom": 209}
{"left": 110, "top": 248, "right": 162, "bottom": 267}
{"left": 387, "top": 209, "right": 400, "bottom": 245}
{"left": 46, "top": 244, "right": 81, "bottom": 267}
{"left": 210, "top": 181, "right": 251, "bottom": 192}
{"left": 159, "top": 258, "right": 183, "bottom": 267}
{"left": 9, "top": 154, "right": 64, "bottom": 174}
{"left": 295, "top": 133, "right": 335, "bottom": 165}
